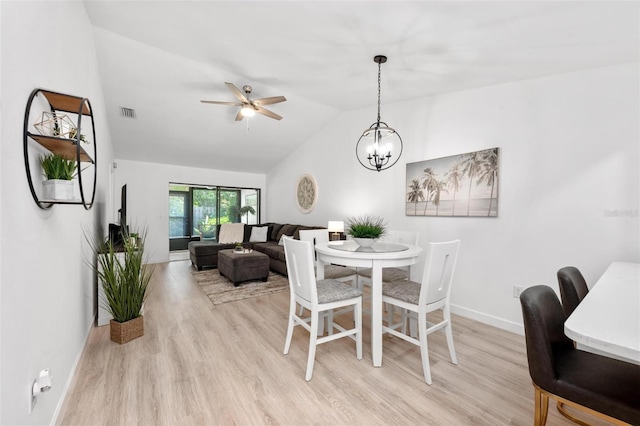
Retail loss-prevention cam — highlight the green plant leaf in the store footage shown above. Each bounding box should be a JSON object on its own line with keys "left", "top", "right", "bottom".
{"left": 85, "top": 226, "right": 154, "bottom": 323}
{"left": 346, "top": 215, "right": 387, "bottom": 239}
{"left": 40, "top": 153, "right": 77, "bottom": 180}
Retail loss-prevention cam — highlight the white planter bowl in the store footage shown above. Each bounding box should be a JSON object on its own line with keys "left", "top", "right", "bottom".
{"left": 353, "top": 237, "right": 376, "bottom": 247}
{"left": 43, "top": 179, "right": 74, "bottom": 201}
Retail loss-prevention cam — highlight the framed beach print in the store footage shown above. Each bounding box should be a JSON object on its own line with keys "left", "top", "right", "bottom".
{"left": 406, "top": 147, "right": 499, "bottom": 217}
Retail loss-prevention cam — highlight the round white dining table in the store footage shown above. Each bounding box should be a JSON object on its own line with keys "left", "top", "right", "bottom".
{"left": 315, "top": 240, "right": 423, "bottom": 367}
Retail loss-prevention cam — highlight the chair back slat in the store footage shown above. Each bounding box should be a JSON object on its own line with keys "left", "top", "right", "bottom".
{"left": 283, "top": 238, "right": 317, "bottom": 304}
{"left": 420, "top": 240, "right": 460, "bottom": 306}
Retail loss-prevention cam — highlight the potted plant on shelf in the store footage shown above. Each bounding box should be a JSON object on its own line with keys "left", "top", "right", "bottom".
{"left": 89, "top": 227, "right": 154, "bottom": 344}
{"left": 40, "top": 153, "right": 77, "bottom": 200}
{"left": 346, "top": 215, "right": 387, "bottom": 247}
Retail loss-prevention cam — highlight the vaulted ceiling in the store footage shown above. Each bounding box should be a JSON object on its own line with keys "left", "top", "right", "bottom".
{"left": 84, "top": 1, "right": 639, "bottom": 173}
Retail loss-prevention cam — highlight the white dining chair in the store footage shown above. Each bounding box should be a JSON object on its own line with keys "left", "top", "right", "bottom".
{"left": 299, "top": 229, "right": 358, "bottom": 283}
{"left": 299, "top": 229, "right": 359, "bottom": 320}
{"left": 382, "top": 239, "right": 461, "bottom": 385}
{"left": 283, "top": 237, "right": 363, "bottom": 381}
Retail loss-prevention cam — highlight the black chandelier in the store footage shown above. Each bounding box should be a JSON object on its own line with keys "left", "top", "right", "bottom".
{"left": 355, "top": 55, "right": 403, "bottom": 172}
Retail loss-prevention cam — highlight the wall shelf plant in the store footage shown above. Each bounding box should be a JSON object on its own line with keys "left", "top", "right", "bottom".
{"left": 23, "top": 88, "right": 97, "bottom": 210}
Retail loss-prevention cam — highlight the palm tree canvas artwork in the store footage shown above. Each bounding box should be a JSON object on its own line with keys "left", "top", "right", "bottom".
{"left": 406, "top": 148, "right": 499, "bottom": 217}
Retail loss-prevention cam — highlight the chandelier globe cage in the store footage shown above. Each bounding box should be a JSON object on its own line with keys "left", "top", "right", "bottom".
{"left": 355, "top": 55, "right": 403, "bottom": 172}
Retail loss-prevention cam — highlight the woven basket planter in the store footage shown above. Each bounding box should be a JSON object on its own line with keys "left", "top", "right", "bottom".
{"left": 110, "top": 315, "right": 144, "bottom": 344}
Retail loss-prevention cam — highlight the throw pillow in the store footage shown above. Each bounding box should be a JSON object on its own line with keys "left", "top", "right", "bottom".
{"left": 249, "top": 226, "right": 268, "bottom": 243}
{"left": 276, "top": 224, "right": 299, "bottom": 242}
{"left": 270, "top": 223, "right": 283, "bottom": 241}
{"left": 218, "top": 223, "right": 245, "bottom": 244}
{"left": 278, "top": 235, "right": 293, "bottom": 246}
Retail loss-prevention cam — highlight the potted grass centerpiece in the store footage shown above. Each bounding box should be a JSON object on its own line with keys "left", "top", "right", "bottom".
{"left": 89, "top": 227, "right": 154, "bottom": 344}
{"left": 40, "top": 153, "right": 77, "bottom": 200}
{"left": 346, "top": 215, "right": 387, "bottom": 247}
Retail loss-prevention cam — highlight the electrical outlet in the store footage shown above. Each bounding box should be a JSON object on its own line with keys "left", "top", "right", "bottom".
{"left": 513, "top": 285, "right": 525, "bottom": 298}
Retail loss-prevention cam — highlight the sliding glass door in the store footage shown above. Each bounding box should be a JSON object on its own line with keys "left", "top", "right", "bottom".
{"left": 169, "top": 184, "right": 260, "bottom": 251}
{"left": 169, "top": 191, "right": 190, "bottom": 238}
{"left": 193, "top": 188, "right": 217, "bottom": 239}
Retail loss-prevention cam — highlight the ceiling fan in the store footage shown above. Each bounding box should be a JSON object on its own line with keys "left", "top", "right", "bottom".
{"left": 201, "top": 82, "right": 286, "bottom": 121}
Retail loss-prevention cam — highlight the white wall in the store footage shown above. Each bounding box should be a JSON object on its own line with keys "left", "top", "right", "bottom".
{"left": 112, "top": 160, "right": 266, "bottom": 264}
{"left": 0, "top": 2, "right": 114, "bottom": 424}
{"left": 267, "top": 62, "right": 640, "bottom": 333}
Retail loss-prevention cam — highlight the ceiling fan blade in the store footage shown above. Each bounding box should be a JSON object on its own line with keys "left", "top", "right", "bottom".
{"left": 200, "top": 100, "right": 243, "bottom": 106}
{"left": 253, "top": 96, "right": 287, "bottom": 106}
{"left": 255, "top": 106, "right": 283, "bottom": 121}
{"left": 225, "top": 82, "right": 249, "bottom": 103}
{"left": 234, "top": 110, "right": 245, "bottom": 121}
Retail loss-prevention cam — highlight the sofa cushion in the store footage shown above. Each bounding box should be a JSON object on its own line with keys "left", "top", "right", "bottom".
{"left": 251, "top": 241, "right": 276, "bottom": 254}
{"left": 276, "top": 224, "right": 298, "bottom": 241}
{"left": 218, "top": 223, "right": 245, "bottom": 243}
{"left": 249, "top": 226, "right": 269, "bottom": 242}
{"left": 264, "top": 245, "right": 286, "bottom": 263}
{"left": 270, "top": 223, "right": 284, "bottom": 241}
{"left": 189, "top": 241, "right": 235, "bottom": 256}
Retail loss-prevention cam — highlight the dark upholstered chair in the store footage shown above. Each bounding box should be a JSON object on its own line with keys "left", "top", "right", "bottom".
{"left": 519, "top": 285, "right": 640, "bottom": 426}
{"left": 557, "top": 266, "right": 589, "bottom": 317}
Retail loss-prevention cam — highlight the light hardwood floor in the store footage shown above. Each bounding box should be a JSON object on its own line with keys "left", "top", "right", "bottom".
{"left": 57, "top": 260, "right": 608, "bottom": 425}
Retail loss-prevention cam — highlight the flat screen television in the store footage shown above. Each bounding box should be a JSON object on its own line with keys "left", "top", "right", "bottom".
{"left": 119, "top": 184, "right": 127, "bottom": 227}
{"left": 109, "top": 184, "right": 128, "bottom": 247}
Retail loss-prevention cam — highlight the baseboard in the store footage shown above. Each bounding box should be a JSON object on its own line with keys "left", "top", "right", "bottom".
{"left": 451, "top": 304, "right": 524, "bottom": 336}
{"left": 49, "top": 317, "right": 94, "bottom": 426}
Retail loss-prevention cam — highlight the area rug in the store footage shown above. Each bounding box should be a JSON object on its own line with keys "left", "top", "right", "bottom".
{"left": 192, "top": 269, "right": 289, "bottom": 305}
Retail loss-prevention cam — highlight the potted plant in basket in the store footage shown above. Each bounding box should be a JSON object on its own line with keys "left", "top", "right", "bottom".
{"left": 40, "top": 153, "right": 77, "bottom": 200}
{"left": 346, "top": 215, "right": 387, "bottom": 247}
{"left": 88, "top": 227, "right": 154, "bottom": 344}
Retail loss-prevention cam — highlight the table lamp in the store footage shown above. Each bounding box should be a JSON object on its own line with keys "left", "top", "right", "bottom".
{"left": 328, "top": 221, "right": 344, "bottom": 241}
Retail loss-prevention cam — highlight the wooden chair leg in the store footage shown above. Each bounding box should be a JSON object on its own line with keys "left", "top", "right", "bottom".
{"left": 556, "top": 402, "right": 590, "bottom": 426}
{"left": 534, "top": 387, "right": 549, "bottom": 426}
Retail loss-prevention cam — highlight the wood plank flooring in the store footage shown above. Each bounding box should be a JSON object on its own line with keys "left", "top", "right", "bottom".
{"left": 57, "top": 260, "right": 610, "bottom": 425}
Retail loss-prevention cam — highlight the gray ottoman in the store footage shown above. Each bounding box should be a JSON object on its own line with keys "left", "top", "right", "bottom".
{"left": 218, "top": 249, "right": 270, "bottom": 286}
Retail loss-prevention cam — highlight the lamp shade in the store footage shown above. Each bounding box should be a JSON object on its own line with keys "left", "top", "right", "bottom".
{"left": 328, "top": 221, "right": 344, "bottom": 233}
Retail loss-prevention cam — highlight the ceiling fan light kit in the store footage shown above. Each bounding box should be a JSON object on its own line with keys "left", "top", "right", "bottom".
{"left": 201, "top": 82, "right": 286, "bottom": 121}
{"left": 240, "top": 106, "right": 255, "bottom": 117}
{"left": 356, "top": 55, "right": 403, "bottom": 172}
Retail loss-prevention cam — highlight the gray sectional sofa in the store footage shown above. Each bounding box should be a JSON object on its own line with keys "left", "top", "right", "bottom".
{"left": 188, "top": 222, "right": 324, "bottom": 275}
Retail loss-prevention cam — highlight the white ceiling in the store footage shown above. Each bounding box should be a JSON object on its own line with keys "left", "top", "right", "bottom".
{"left": 83, "top": 1, "right": 639, "bottom": 173}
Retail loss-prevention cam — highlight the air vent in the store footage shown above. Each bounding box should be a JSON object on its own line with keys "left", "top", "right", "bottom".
{"left": 120, "top": 107, "right": 136, "bottom": 119}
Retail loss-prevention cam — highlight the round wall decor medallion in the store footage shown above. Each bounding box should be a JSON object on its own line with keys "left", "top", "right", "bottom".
{"left": 296, "top": 173, "right": 317, "bottom": 214}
